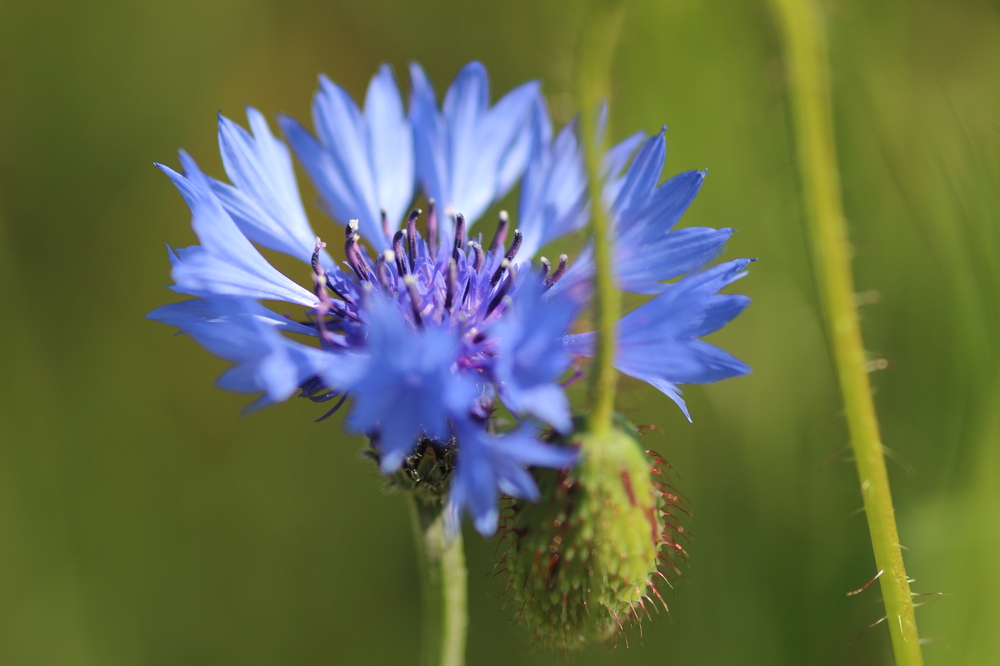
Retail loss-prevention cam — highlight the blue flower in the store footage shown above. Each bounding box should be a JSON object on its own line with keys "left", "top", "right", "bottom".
{"left": 149, "top": 61, "right": 751, "bottom": 535}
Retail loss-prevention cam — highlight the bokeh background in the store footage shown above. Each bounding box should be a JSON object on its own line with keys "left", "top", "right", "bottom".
{"left": 2, "top": 0, "right": 998, "bottom": 663}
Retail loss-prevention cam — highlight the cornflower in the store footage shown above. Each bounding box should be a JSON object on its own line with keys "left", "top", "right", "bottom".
{"left": 148, "top": 61, "right": 750, "bottom": 538}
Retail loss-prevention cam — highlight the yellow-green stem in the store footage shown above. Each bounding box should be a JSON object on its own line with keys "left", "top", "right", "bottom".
{"left": 410, "top": 496, "right": 467, "bottom": 666}
{"left": 767, "top": 0, "right": 923, "bottom": 663}
{"left": 578, "top": 0, "right": 630, "bottom": 436}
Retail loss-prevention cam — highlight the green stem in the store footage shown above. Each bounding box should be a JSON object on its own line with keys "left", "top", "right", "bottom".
{"left": 410, "top": 496, "right": 467, "bottom": 666}
{"left": 766, "top": 1, "right": 923, "bottom": 663}
{"left": 578, "top": 0, "right": 630, "bottom": 436}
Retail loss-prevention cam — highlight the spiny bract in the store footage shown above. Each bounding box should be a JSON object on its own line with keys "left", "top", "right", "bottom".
{"left": 502, "top": 418, "right": 686, "bottom": 649}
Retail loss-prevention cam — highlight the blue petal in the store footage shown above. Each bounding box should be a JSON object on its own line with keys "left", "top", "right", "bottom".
{"left": 342, "top": 296, "right": 477, "bottom": 473}
{"left": 616, "top": 226, "right": 734, "bottom": 293}
{"left": 410, "top": 61, "right": 541, "bottom": 248}
{"left": 612, "top": 129, "right": 666, "bottom": 221}
{"left": 643, "top": 378, "right": 691, "bottom": 422}
{"left": 277, "top": 114, "right": 360, "bottom": 230}
{"left": 443, "top": 63, "right": 498, "bottom": 224}
{"left": 279, "top": 68, "right": 415, "bottom": 249}
{"left": 621, "top": 169, "right": 705, "bottom": 233}
{"left": 172, "top": 297, "right": 361, "bottom": 412}
{"left": 314, "top": 75, "right": 380, "bottom": 227}
{"left": 446, "top": 420, "right": 577, "bottom": 536}
{"left": 517, "top": 118, "right": 588, "bottom": 260}
{"left": 491, "top": 276, "right": 577, "bottom": 431}
{"left": 562, "top": 258, "right": 752, "bottom": 418}
{"left": 693, "top": 294, "right": 751, "bottom": 337}
{"left": 158, "top": 153, "right": 319, "bottom": 307}
{"left": 408, "top": 62, "right": 449, "bottom": 225}
{"left": 494, "top": 87, "right": 546, "bottom": 198}
{"left": 148, "top": 296, "right": 318, "bottom": 337}
{"left": 214, "top": 109, "right": 326, "bottom": 266}
{"left": 364, "top": 64, "right": 414, "bottom": 229}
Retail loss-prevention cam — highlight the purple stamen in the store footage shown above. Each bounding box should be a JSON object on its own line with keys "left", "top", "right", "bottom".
{"left": 505, "top": 228, "right": 522, "bottom": 262}
{"left": 404, "top": 275, "right": 423, "bottom": 326}
{"left": 345, "top": 220, "right": 373, "bottom": 282}
{"left": 406, "top": 208, "right": 421, "bottom": 272}
{"left": 452, "top": 213, "right": 466, "bottom": 263}
{"left": 469, "top": 240, "right": 485, "bottom": 272}
{"left": 392, "top": 230, "right": 408, "bottom": 276}
{"left": 376, "top": 252, "right": 394, "bottom": 292}
{"left": 489, "top": 210, "right": 509, "bottom": 254}
{"left": 489, "top": 229, "right": 522, "bottom": 287}
{"left": 487, "top": 264, "right": 518, "bottom": 316}
{"left": 311, "top": 237, "right": 326, "bottom": 280}
{"left": 315, "top": 392, "right": 349, "bottom": 422}
{"left": 544, "top": 254, "right": 569, "bottom": 290}
{"left": 444, "top": 259, "right": 458, "bottom": 312}
{"left": 539, "top": 256, "right": 551, "bottom": 280}
{"left": 310, "top": 238, "right": 343, "bottom": 346}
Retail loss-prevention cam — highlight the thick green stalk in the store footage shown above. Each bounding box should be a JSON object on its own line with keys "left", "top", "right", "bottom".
{"left": 766, "top": 0, "right": 923, "bottom": 663}
{"left": 410, "top": 497, "right": 467, "bottom": 666}
{"left": 578, "top": 0, "right": 630, "bottom": 436}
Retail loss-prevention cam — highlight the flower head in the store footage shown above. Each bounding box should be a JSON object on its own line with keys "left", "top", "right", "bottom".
{"left": 149, "top": 61, "right": 752, "bottom": 535}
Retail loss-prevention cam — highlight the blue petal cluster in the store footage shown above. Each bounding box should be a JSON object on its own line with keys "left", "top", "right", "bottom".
{"left": 149, "top": 62, "right": 752, "bottom": 535}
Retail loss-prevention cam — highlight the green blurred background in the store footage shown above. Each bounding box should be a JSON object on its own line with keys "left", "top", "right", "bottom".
{"left": 1, "top": 0, "right": 998, "bottom": 663}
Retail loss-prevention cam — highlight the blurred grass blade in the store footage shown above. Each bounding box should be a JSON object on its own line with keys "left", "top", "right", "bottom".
{"left": 766, "top": 0, "right": 924, "bottom": 663}
{"left": 577, "top": 0, "right": 630, "bottom": 435}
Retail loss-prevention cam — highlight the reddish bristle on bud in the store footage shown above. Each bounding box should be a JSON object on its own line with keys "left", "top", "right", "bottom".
{"left": 497, "top": 417, "right": 688, "bottom": 650}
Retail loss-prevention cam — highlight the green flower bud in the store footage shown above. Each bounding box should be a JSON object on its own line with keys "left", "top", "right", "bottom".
{"left": 501, "top": 417, "right": 686, "bottom": 649}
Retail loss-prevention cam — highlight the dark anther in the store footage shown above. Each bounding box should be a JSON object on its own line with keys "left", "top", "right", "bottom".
{"left": 392, "top": 230, "right": 408, "bottom": 276}
{"left": 452, "top": 213, "right": 466, "bottom": 263}
{"left": 316, "top": 393, "right": 349, "bottom": 422}
{"left": 489, "top": 229, "right": 522, "bottom": 287}
{"left": 376, "top": 252, "right": 394, "bottom": 292}
{"left": 544, "top": 253, "right": 569, "bottom": 290}
{"left": 404, "top": 275, "right": 423, "bottom": 326}
{"left": 461, "top": 276, "right": 472, "bottom": 305}
{"left": 469, "top": 241, "right": 485, "bottom": 272}
{"left": 426, "top": 199, "right": 437, "bottom": 259}
{"left": 380, "top": 209, "right": 390, "bottom": 240}
{"left": 406, "top": 208, "right": 421, "bottom": 271}
{"left": 505, "top": 228, "right": 522, "bottom": 262}
{"left": 444, "top": 258, "right": 457, "bottom": 312}
{"left": 489, "top": 258, "right": 510, "bottom": 288}
{"left": 305, "top": 388, "right": 339, "bottom": 403}
{"left": 539, "top": 256, "right": 551, "bottom": 280}
{"left": 487, "top": 264, "right": 518, "bottom": 316}
{"left": 489, "top": 210, "right": 509, "bottom": 254}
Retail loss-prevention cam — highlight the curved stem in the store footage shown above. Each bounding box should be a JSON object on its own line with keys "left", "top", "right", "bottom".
{"left": 410, "top": 496, "right": 467, "bottom": 666}
{"left": 766, "top": 0, "right": 923, "bottom": 663}
{"left": 578, "top": 0, "right": 630, "bottom": 436}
